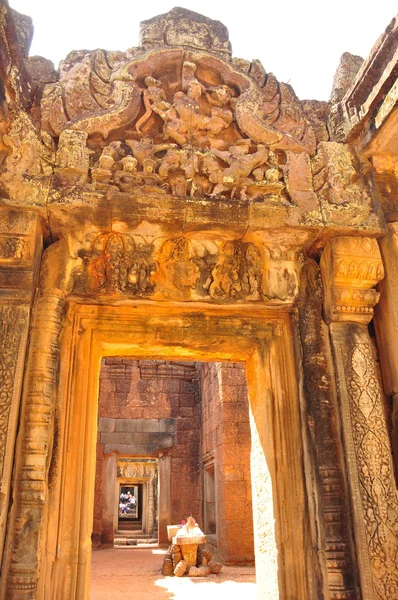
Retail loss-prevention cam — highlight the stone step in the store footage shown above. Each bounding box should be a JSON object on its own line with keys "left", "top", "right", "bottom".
{"left": 114, "top": 537, "right": 158, "bottom": 546}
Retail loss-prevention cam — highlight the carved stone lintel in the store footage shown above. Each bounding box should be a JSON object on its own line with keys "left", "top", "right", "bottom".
{"left": 117, "top": 459, "right": 157, "bottom": 480}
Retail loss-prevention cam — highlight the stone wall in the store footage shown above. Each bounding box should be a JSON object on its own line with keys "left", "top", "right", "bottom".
{"left": 199, "top": 362, "right": 254, "bottom": 564}
{"left": 93, "top": 359, "right": 202, "bottom": 544}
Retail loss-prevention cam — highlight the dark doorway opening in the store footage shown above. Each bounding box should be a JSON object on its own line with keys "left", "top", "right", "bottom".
{"left": 118, "top": 484, "right": 142, "bottom": 530}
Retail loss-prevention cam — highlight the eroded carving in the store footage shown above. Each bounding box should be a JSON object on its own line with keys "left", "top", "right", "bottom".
{"left": 312, "top": 142, "right": 374, "bottom": 216}
{"left": 72, "top": 233, "right": 302, "bottom": 304}
{"left": 81, "top": 232, "right": 156, "bottom": 296}
{"left": 156, "top": 237, "right": 202, "bottom": 299}
{"left": 0, "top": 236, "right": 27, "bottom": 259}
{"left": 209, "top": 241, "right": 262, "bottom": 301}
{"left": 117, "top": 459, "right": 157, "bottom": 479}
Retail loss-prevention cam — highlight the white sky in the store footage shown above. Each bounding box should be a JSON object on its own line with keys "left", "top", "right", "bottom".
{"left": 8, "top": 0, "right": 397, "bottom": 101}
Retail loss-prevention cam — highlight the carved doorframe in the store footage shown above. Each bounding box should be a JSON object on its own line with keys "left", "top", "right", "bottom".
{"left": 32, "top": 300, "right": 313, "bottom": 600}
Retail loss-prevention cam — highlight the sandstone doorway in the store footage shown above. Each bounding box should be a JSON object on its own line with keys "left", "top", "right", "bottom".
{"left": 32, "top": 303, "right": 312, "bottom": 600}
{"left": 118, "top": 484, "right": 140, "bottom": 530}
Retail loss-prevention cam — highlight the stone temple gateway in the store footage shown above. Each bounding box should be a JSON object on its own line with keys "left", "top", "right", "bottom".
{"left": 0, "top": 3, "right": 397, "bottom": 599}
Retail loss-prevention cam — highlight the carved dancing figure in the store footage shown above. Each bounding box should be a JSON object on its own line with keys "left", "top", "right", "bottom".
{"left": 163, "top": 84, "right": 210, "bottom": 146}
{"left": 135, "top": 76, "right": 171, "bottom": 133}
{"left": 210, "top": 139, "right": 268, "bottom": 198}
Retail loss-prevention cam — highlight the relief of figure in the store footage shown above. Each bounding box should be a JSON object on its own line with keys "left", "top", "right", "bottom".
{"left": 126, "top": 137, "right": 175, "bottom": 167}
{"left": 210, "top": 139, "right": 267, "bottom": 199}
{"left": 163, "top": 84, "right": 209, "bottom": 146}
{"left": 141, "top": 157, "right": 166, "bottom": 190}
{"left": 82, "top": 59, "right": 289, "bottom": 202}
{"left": 209, "top": 241, "right": 262, "bottom": 301}
{"left": 113, "top": 156, "right": 140, "bottom": 192}
{"left": 246, "top": 151, "right": 286, "bottom": 201}
{"left": 91, "top": 141, "right": 125, "bottom": 187}
{"left": 135, "top": 76, "right": 171, "bottom": 133}
{"left": 158, "top": 145, "right": 201, "bottom": 196}
{"left": 206, "top": 84, "right": 236, "bottom": 108}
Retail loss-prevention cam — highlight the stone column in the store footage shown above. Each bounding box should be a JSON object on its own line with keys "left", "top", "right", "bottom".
{"left": 147, "top": 476, "right": 155, "bottom": 536}
{"left": 320, "top": 236, "right": 398, "bottom": 600}
{"left": 0, "top": 209, "right": 42, "bottom": 572}
{"left": 158, "top": 454, "right": 171, "bottom": 544}
{"left": 102, "top": 453, "right": 117, "bottom": 545}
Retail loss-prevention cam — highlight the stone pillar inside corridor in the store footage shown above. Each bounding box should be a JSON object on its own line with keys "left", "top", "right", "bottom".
{"left": 147, "top": 476, "right": 156, "bottom": 535}
{"left": 320, "top": 236, "right": 398, "bottom": 599}
{"left": 158, "top": 454, "right": 171, "bottom": 544}
{"left": 102, "top": 454, "right": 116, "bottom": 545}
{"left": 0, "top": 208, "right": 42, "bottom": 579}
{"left": 374, "top": 223, "right": 398, "bottom": 472}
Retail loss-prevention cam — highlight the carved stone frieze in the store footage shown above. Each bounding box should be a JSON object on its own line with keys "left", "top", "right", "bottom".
{"left": 73, "top": 232, "right": 302, "bottom": 304}
{"left": 83, "top": 59, "right": 291, "bottom": 202}
{"left": 76, "top": 232, "right": 156, "bottom": 296}
{"left": 117, "top": 459, "right": 157, "bottom": 480}
{"left": 311, "top": 142, "right": 383, "bottom": 230}
{"left": 36, "top": 28, "right": 322, "bottom": 206}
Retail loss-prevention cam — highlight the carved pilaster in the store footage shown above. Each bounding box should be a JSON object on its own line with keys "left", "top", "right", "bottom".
{"left": 296, "top": 259, "right": 358, "bottom": 599}
{"left": 373, "top": 223, "right": 398, "bottom": 472}
{"left": 321, "top": 236, "right": 398, "bottom": 600}
{"left": 0, "top": 208, "right": 42, "bottom": 569}
{"left": 1, "top": 291, "right": 65, "bottom": 600}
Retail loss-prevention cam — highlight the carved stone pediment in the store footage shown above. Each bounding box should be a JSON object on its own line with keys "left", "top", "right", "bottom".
{"left": 41, "top": 41, "right": 317, "bottom": 203}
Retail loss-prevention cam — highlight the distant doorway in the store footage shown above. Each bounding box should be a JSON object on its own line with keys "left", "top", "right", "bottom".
{"left": 118, "top": 484, "right": 141, "bottom": 530}
{"left": 115, "top": 459, "right": 158, "bottom": 541}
